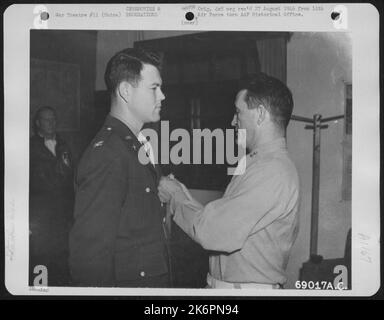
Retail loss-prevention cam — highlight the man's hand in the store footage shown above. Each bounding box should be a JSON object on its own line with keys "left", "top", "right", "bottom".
{"left": 158, "top": 176, "right": 184, "bottom": 203}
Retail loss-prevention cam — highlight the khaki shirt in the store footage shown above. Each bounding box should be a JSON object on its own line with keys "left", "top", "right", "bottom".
{"left": 171, "top": 138, "right": 300, "bottom": 285}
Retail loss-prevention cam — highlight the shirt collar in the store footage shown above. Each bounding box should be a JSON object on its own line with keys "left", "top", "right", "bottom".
{"left": 104, "top": 115, "right": 142, "bottom": 146}
{"left": 109, "top": 111, "right": 141, "bottom": 136}
{"left": 137, "top": 132, "right": 148, "bottom": 144}
{"left": 252, "top": 137, "right": 287, "bottom": 156}
{"left": 38, "top": 132, "right": 56, "bottom": 141}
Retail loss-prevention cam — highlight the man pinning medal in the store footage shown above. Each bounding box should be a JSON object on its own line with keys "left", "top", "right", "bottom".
{"left": 158, "top": 73, "right": 300, "bottom": 289}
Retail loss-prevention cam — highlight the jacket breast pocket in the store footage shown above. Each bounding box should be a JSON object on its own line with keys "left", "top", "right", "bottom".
{"left": 120, "top": 178, "right": 160, "bottom": 232}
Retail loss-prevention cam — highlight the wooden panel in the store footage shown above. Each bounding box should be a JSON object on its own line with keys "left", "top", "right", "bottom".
{"left": 256, "top": 37, "right": 287, "bottom": 82}
{"left": 30, "top": 58, "right": 80, "bottom": 132}
{"left": 30, "top": 30, "right": 98, "bottom": 160}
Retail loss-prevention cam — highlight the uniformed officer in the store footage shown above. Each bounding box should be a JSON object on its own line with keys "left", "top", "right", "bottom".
{"left": 69, "top": 48, "right": 168, "bottom": 287}
{"left": 159, "top": 73, "right": 299, "bottom": 289}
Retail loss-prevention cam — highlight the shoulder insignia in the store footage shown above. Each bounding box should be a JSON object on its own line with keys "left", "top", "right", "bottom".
{"left": 93, "top": 140, "right": 104, "bottom": 148}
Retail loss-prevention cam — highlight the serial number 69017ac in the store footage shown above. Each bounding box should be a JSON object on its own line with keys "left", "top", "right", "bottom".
{"left": 295, "top": 280, "right": 347, "bottom": 290}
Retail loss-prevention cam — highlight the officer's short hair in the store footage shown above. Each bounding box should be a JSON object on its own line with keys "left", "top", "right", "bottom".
{"left": 239, "top": 73, "right": 294, "bottom": 132}
{"left": 104, "top": 48, "right": 162, "bottom": 94}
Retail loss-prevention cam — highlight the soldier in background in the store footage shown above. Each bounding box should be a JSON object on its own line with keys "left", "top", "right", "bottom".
{"left": 29, "top": 106, "right": 74, "bottom": 286}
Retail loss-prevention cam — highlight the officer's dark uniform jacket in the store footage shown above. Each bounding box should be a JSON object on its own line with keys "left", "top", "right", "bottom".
{"left": 69, "top": 115, "right": 168, "bottom": 287}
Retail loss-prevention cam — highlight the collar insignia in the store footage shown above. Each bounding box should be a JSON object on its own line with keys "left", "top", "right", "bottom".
{"left": 94, "top": 141, "right": 104, "bottom": 148}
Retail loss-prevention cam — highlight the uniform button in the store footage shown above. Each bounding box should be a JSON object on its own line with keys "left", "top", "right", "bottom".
{"left": 140, "top": 271, "right": 145, "bottom": 277}
{"left": 163, "top": 217, "right": 166, "bottom": 223}
{"left": 161, "top": 202, "right": 164, "bottom": 207}
{"left": 145, "top": 187, "right": 150, "bottom": 193}
{"left": 106, "top": 127, "right": 112, "bottom": 131}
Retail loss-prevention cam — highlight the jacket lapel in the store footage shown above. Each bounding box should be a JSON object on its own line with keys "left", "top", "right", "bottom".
{"left": 36, "top": 135, "right": 57, "bottom": 159}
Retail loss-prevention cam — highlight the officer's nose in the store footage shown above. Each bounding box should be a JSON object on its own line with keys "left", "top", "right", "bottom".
{"left": 158, "top": 88, "right": 165, "bottom": 101}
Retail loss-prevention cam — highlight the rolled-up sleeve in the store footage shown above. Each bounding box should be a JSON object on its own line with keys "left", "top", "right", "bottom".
{"left": 172, "top": 164, "right": 291, "bottom": 253}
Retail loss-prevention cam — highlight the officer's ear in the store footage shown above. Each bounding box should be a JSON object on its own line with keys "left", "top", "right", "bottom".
{"left": 117, "top": 81, "right": 133, "bottom": 104}
{"left": 256, "top": 104, "right": 268, "bottom": 125}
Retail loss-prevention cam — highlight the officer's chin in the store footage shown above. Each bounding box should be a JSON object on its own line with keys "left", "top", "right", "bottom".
{"left": 151, "top": 113, "right": 161, "bottom": 123}
{"left": 44, "top": 130, "right": 56, "bottom": 136}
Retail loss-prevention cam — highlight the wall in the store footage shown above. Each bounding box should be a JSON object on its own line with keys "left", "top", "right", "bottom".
{"left": 30, "top": 30, "right": 98, "bottom": 162}
{"left": 95, "top": 31, "right": 199, "bottom": 90}
{"left": 285, "top": 32, "right": 352, "bottom": 288}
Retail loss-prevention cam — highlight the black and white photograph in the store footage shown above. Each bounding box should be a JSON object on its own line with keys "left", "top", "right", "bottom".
{"left": 3, "top": 3, "right": 380, "bottom": 297}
